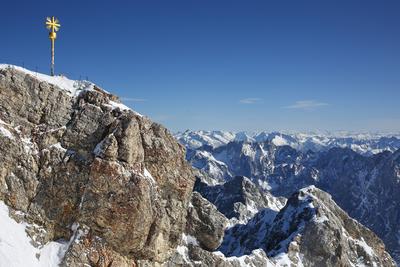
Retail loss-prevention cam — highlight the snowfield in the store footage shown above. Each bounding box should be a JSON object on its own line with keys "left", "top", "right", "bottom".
{"left": 0, "top": 202, "right": 72, "bottom": 267}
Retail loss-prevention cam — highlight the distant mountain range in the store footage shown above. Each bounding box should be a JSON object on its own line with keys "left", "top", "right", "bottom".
{"left": 177, "top": 130, "right": 400, "bottom": 264}
{"left": 176, "top": 130, "right": 400, "bottom": 155}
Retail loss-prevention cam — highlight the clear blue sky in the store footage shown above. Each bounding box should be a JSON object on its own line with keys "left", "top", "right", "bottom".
{"left": 1, "top": 0, "right": 399, "bottom": 132}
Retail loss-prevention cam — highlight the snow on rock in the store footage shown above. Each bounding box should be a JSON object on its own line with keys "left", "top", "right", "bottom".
{"left": 0, "top": 64, "right": 94, "bottom": 96}
{"left": 0, "top": 119, "right": 14, "bottom": 140}
{"left": 214, "top": 186, "right": 396, "bottom": 267}
{"left": 21, "top": 137, "right": 38, "bottom": 155}
{"left": 0, "top": 125, "right": 14, "bottom": 140}
{"left": 271, "top": 135, "right": 289, "bottom": 146}
{"left": 0, "top": 63, "right": 196, "bottom": 266}
{"left": 212, "top": 249, "right": 277, "bottom": 266}
{"left": 194, "top": 175, "right": 286, "bottom": 225}
{"left": 182, "top": 233, "right": 199, "bottom": 246}
{"left": 0, "top": 64, "right": 142, "bottom": 117}
{"left": 176, "top": 245, "right": 191, "bottom": 264}
{"left": 107, "top": 100, "right": 143, "bottom": 117}
{"left": 175, "top": 130, "right": 236, "bottom": 149}
{"left": 143, "top": 168, "right": 157, "bottom": 184}
{"left": 93, "top": 137, "right": 107, "bottom": 157}
{"left": 49, "top": 142, "right": 67, "bottom": 152}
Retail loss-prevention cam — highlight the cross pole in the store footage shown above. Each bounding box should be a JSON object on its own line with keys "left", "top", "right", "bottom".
{"left": 45, "top": 17, "right": 61, "bottom": 76}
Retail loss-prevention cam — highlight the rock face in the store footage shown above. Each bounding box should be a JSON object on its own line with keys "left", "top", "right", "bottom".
{"left": 0, "top": 66, "right": 195, "bottom": 265}
{"left": 185, "top": 192, "right": 228, "bottom": 251}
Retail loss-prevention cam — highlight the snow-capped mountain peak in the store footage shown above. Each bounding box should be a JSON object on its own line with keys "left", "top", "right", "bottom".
{"left": 176, "top": 130, "right": 400, "bottom": 155}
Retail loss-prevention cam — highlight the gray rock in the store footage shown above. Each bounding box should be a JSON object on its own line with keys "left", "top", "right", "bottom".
{"left": 0, "top": 66, "right": 195, "bottom": 264}
{"left": 186, "top": 192, "right": 228, "bottom": 251}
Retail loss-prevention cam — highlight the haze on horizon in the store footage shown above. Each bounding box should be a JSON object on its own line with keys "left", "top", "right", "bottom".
{"left": 1, "top": 0, "right": 399, "bottom": 132}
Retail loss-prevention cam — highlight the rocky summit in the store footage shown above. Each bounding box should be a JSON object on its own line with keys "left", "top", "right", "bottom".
{"left": 0, "top": 65, "right": 397, "bottom": 267}
{"left": 0, "top": 65, "right": 194, "bottom": 266}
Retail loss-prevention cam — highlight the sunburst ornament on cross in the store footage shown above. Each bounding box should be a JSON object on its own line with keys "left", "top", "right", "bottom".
{"left": 45, "top": 16, "right": 61, "bottom": 76}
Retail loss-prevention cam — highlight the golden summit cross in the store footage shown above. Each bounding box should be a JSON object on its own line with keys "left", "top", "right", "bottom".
{"left": 45, "top": 16, "right": 61, "bottom": 76}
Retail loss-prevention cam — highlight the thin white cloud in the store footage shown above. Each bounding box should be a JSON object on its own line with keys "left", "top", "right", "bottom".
{"left": 239, "top": 98, "right": 263, "bottom": 104}
{"left": 121, "top": 97, "right": 147, "bottom": 102}
{"left": 284, "top": 100, "right": 329, "bottom": 110}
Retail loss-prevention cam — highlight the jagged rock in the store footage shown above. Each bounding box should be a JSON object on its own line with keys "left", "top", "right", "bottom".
{"left": 221, "top": 186, "right": 396, "bottom": 267}
{"left": 0, "top": 68, "right": 73, "bottom": 129}
{"left": 94, "top": 133, "right": 119, "bottom": 160}
{"left": 0, "top": 66, "right": 195, "bottom": 264}
{"left": 112, "top": 114, "right": 145, "bottom": 164}
{"left": 80, "top": 158, "right": 160, "bottom": 257}
{"left": 61, "top": 226, "right": 136, "bottom": 267}
{"left": 186, "top": 192, "right": 228, "bottom": 251}
{"left": 219, "top": 208, "right": 279, "bottom": 256}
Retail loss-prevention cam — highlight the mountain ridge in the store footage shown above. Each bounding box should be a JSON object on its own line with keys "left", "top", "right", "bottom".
{"left": 0, "top": 64, "right": 397, "bottom": 266}
{"left": 181, "top": 132, "right": 400, "bottom": 264}
{"left": 176, "top": 130, "right": 400, "bottom": 155}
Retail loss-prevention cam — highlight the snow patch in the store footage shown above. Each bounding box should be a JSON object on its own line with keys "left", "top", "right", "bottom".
{"left": 0, "top": 64, "right": 142, "bottom": 117}
{"left": 143, "top": 168, "right": 156, "bottom": 184}
{"left": 21, "top": 137, "right": 38, "bottom": 155}
{"left": 273, "top": 252, "right": 293, "bottom": 266}
{"left": 355, "top": 238, "right": 375, "bottom": 257}
{"left": 182, "top": 233, "right": 199, "bottom": 246}
{"left": 108, "top": 101, "right": 142, "bottom": 117}
{"left": 0, "top": 64, "right": 94, "bottom": 96}
{"left": 0, "top": 201, "right": 74, "bottom": 267}
{"left": 271, "top": 135, "right": 288, "bottom": 146}
{"left": 93, "top": 138, "right": 106, "bottom": 157}
{"left": 49, "top": 142, "right": 67, "bottom": 152}
{"left": 176, "top": 245, "right": 191, "bottom": 263}
{"left": 0, "top": 125, "right": 14, "bottom": 140}
{"left": 0, "top": 119, "right": 14, "bottom": 140}
{"left": 314, "top": 215, "right": 329, "bottom": 223}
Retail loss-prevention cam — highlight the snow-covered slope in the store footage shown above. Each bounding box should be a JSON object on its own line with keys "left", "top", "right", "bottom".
{"left": 0, "top": 201, "right": 78, "bottom": 267}
{"left": 0, "top": 64, "right": 139, "bottom": 115}
{"left": 0, "top": 64, "right": 94, "bottom": 96}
